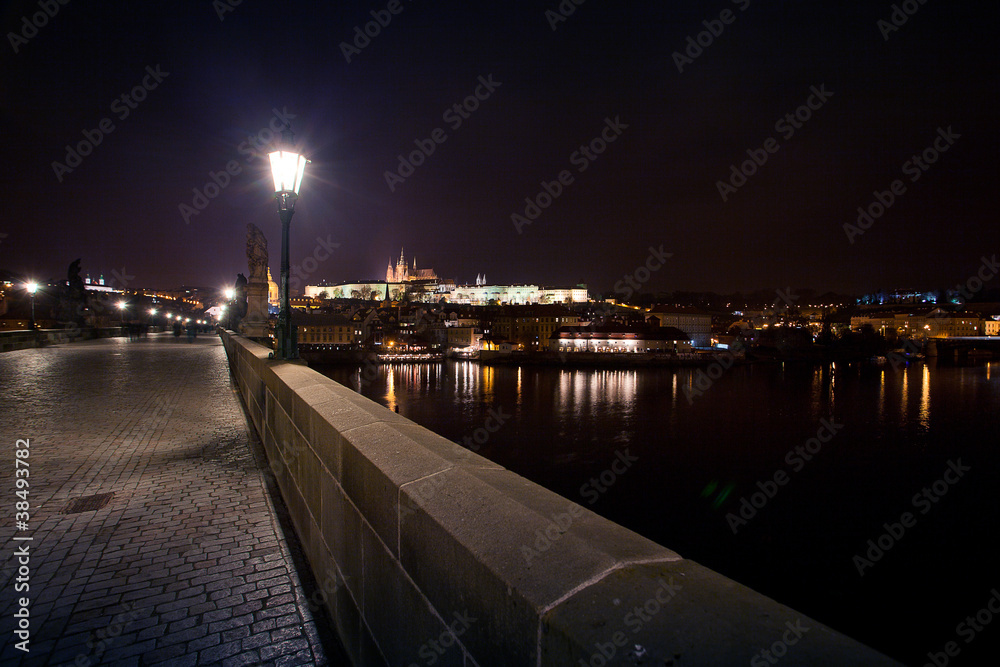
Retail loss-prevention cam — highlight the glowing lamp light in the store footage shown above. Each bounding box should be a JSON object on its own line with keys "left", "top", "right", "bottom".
{"left": 224, "top": 289, "right": 234, "bottom": 300}
{"left": 118, "top": 300, "right": 127, "bottom": 310}
{"left": 268, "top": 125, "right": 309, "bottom": 360}
{"left": 26, "top": 282, "right": 39, "bottom": 330}
{"left": 268, "top": 150, "right": 308, "bottom": 198}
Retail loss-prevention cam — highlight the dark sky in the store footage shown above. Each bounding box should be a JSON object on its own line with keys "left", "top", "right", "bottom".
{"left": 2, "top": 0, "right": 997, "bottom": 296}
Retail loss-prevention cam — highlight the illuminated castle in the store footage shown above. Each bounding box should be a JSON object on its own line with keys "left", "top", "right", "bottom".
{"left": 385, "top": 248, "right": 437, "bottom": 283}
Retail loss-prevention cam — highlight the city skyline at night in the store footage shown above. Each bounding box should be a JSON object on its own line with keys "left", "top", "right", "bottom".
{"left": 2, "top": 1, "right": 997, "bottom": 297}
{"left": 3, "top": 3, "right": 1000, "bottom": 664}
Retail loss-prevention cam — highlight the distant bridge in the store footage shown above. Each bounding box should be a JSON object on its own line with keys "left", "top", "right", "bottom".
{"left": 926, "top": 336, "right": 1000, "bottom": 359}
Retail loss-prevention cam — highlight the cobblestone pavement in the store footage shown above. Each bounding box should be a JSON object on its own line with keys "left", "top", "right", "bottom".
{"left": 0, "top": 334, "right": 346, "bottom": 666}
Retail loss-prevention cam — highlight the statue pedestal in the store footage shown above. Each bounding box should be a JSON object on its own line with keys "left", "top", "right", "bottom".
{"left": 240, "top": 279, "right": 269, "bottom": 340}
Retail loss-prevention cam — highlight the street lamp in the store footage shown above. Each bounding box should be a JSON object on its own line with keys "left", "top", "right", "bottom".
{"left": 26, "top": 282, "right": 38, "bottom": 330}
{"left": 268, "top": 126, "right": 308, "bottom": 359}
{"left": 223, "top": 289, "right": 235, "bottom": 330}
{"left": 117, "top": 300, "right": 128, "bottom": 324}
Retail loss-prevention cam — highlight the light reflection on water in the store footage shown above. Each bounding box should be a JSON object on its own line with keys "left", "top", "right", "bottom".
{"left": 920, "top": 364, "right": 931, "bottom": 430}
{"left": 314, "top": 358, "right": 1000, "bottom": 666}
{"left": 319, "top": 360, "right": 1000, "bottom": 453}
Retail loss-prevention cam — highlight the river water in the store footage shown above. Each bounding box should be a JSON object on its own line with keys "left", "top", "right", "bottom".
{"left": 314, "top": 359, "right": 1000, "bottom": 665}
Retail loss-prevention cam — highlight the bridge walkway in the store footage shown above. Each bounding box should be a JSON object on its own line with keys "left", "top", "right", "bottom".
{"left": 0, "top": 334, "right": 346, "bottom": 666}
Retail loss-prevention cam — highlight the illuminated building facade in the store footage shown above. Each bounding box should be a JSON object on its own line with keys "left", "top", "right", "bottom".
{"left": 648, "top": 305, "right": 712, "bottom": 347}
{"left": 550, "top": 325, "right": 693, "bottom": 353}
{"left": 495, "top": 305, "right": 581, "bottom": 351}
{"left": 386, "top": 248, "right": 437, "bottom": 283}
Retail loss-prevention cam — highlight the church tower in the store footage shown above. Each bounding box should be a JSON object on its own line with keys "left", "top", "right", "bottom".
{"left": 387, "top": 247, "right": 409, "bottom": 282}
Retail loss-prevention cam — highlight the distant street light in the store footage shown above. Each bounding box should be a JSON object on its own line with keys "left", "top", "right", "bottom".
{"left": 26, "top": 282, "right": 38, "bottom": 330}
{"left": 223, "top": 288, "right": 235, "bottom": 330}
{"left": 117, "top": 300, "right": 128, "bottom": 324}
{"left": 268, "top": 126, "right": 308, "bottom": 360}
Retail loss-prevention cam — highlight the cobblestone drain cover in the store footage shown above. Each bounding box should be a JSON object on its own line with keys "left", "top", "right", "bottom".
{"left": 62, "top": 492, "right": 115, "bottom": 514}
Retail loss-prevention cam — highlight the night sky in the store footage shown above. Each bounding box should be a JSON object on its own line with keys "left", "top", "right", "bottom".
{"left": 2, "top": 0, "right": 997, "bottom": 296}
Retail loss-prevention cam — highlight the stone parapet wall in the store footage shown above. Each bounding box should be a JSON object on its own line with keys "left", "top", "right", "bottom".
{"left": 220, "top": 331, "right": 899, "bottom": 667}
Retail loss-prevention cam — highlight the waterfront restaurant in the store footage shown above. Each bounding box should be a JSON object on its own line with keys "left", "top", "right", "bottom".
{"left": 550, "top": 325, "right": 693, "bottom": 353}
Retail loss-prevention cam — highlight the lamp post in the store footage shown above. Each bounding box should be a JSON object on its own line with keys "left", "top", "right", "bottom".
{"left": 26, "top": 282, "right": 38, "bottom": 331}
{"left": 268, "top": 127, "right": 308, "bottom": 360}
{"left": 224, "top": 288, "right": 235, "bottom": 330}
{"left": 118, "top": 300, "right": 128, "bottom": 324}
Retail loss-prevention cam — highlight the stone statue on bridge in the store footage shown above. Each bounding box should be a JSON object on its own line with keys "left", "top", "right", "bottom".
{"left": 232, "top": 273, "right": 248, "bottom": 325}
{"left": 247, "top": 223, "right": 269, "bottom": 282}
{"left": 59, "top": 258, "right": 88, "bottom": 330}
{"left": 241, "top": 224, "right": 270, "bottom": 340}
